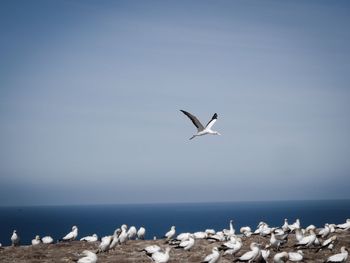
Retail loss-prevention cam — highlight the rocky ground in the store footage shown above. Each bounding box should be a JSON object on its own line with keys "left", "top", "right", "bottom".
{"left": 0, "top": 231, "right": 349, "bottom": 262}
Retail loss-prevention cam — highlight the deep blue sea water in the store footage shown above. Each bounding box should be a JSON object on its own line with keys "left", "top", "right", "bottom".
{"left": 0, "top": 200, "right": 349, "bottom": 246}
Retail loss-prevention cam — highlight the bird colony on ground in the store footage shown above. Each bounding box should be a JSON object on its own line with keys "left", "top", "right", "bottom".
{"left": 1, "top": 218, "right": 349, "bottom": 262}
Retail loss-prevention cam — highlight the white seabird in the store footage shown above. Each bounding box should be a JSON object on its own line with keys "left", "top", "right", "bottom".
{"left": 151, "top": 247, "right": 171, "bottom": 263}
{"left": 194, "top": 231, "right": 208, "bottom": 239}
{"left": 240, "top": 226, "right": 252, "bottom": 237}
{"left": 137, "top": 226, "right": 146, "bottom": 240}
{"left": 109, "top": 229, "right": 121, "bottom": 250}
{"left": 221, "top": 237, "right": 242, "bottom": 256}
{"left": 223, "top": 219, "right": 235, "bottom": 238}
{"left": 288, "top": 250, "right": 303, "bottom": 262}
{"left": 61, "top": 225, "right": 78, "bottom": 241}
{"left": 31, "top": 235, "right": 41, "bottom": 246}
{"left": 127, "top": 226, "right": 137, "bottom": 240}
{"left": 77, "top": 250, "right": 98, "bottom": 263}
{"left": 180, "top": 110, "right": 221, "bottom": 140}
{"left": 317, "top": 235, "right": 337, "bottom": 252}
{"left": 326, "top": 246, "right": 348, "bottom": 262}
{"left": 202, "top": 246, "right": 220, "bottom": 263}
{"left": 97, "top": 235, "right": 112, "bottom": 253}
{"left": 273, "top": 251, "right": 289, "bottom": 263}
{"left": 295, "top": 229, "right": 316, "bottom": 248}
{"left": 289, "top": 219, "right": 301, "bottom": 232}
{"left": 118, "top": 225, "right": 128, "bottom": 245}
{"left": 261, "top": 247, "right": 270, "bottom": 261}
{"left": 336, "top": 219, "right": 350, "bottom": 230}
{"left": 175, "top": 234, "right": 195, "bottom": 251}
{"left": 165, "top": 226, "right": 176, "bottom": 241}
{"left": 142, "top": 245, "right": 162, "bottom": 256}
{"left": 80, "top": 234, "right": 98, "bottom": 242}
{"left": 41, "top": 236, "right": 54, "bottom": 244}
{"left": 234, "top": 242, "right": 261, "bottom": 262}
{"left": 282, "top": 219, "right": 289, "bottom": 232}
{"left": 11, "top": 230, "right": 20, "bottom": 246}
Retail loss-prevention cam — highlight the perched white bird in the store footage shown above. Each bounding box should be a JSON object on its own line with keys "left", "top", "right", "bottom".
{"left": 61, "top": 225, "right": 78, "bottom": 241}
{"left": 127, "top": 226, "right": 137, "bottom": 240}
{"left": 295, "top": 228, "right": 304, "bottom": 242}
{"left": 207, "top": 231, "right": 225, "bottom": 242}
{"left": 235, "top": 242, "right": 261, "bottom": 262}
{"left": 326, "top": 246, "right": 348, "bottom": 262}
{"left": 41, "top": 236, "right": 54, "bottom": 244}
{"left": 11, "top": 230, "right": 20, "bottom": 246}
{"left": 151, "top": 247, "right": 171, "bottom": 263}
{"left": 109, "top": 229, "right": 121, "bottom": 250}
{"left": 261, "top": 248, "right": 270, "bottom": 261}
{"left": 137, "top": 227, "right": 146, "bottom": 240}
{"left": 288, "top": 250, "right": 303, "bottom": 262}
{"left": 77, "top": 250, "right": 98, "bottom": 263}
{"left": 273, "top": 251, "right": 289, "bottom": 263}
{"left": 165, "top": 226, "right": 176, "bottom": 240}
{"left": 180, "top": 110, "right": 221, "bottom": 140}
{"left": 240, "top": 226, "right": 252, "bottom": 237}
{"left": 305, "top": 224, "right": 316, "bottom": 232}
{"left": 317, "top": 235, "right": 337, "bottom": 252}
{"left": 227, "top": 219, "right": 235, "bottom": 237}
{"left": 97, "top": 236, "right": 112, "bottom": 253}
{"left": 336, "top": 219, "right": 350, "bottom": 230}
{"left": 202, "top": 246, "right": 220, "bottom": 263}
{"left": 142, "top": 245, "right": 161, "bottom": 256}
{"left": 80, "top": 234, "right": 98, "bottom": 242}
{"left": 176, "top": 234, "right": 195, "bottom": 251}
{"left": 289, "top": 219, "right": 301, "bottom": 232}
{"left": 176, "top": 232, "right": 191, "bottom": 241}
{"left": 222, "top": 237, "right": 242, "bottom": 256}
{"left": 318, "top": 224, "right": 331, "bottom": 238}
{"left": 118, "top": 225, "right": 128, "bottom": 245}
{"left": 205, "top": 229, "right": 216, "bottom": 235}
{"left": 295, "top": 229, "right": 316, "bottom": 248}
{"left": 194, "top": 231, "right": 208, "bottom": 239}
{"left": 31, "top": 235, "right": 41, "bottom": 246}
{"left": 269, "top": 232, "right": 285, "bottom": 251}
{"left": 282, "top": 219, "right": 289, "bottom": 232}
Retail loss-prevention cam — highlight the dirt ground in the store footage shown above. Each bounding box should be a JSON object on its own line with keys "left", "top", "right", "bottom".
{"left": 0, "top": 231, "right": 349, "bottom": 262}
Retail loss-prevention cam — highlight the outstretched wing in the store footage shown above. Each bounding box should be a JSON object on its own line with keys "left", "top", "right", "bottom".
{"left": 205, "top": 113, "right": 218, "bottom": 130}
{"left": 180, "top": 110, "right": 204, "bottom": 131}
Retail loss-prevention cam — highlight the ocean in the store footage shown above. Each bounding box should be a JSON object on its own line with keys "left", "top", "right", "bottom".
{"left": 0, "top": 200, "right": 349, "bottom": 246}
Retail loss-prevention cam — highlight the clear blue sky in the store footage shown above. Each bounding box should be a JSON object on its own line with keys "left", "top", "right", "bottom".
{"left": 1, "top": 0, "right": 350, "bottom": 206}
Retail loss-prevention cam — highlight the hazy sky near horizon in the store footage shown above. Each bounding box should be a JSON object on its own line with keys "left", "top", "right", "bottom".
{"left": 1, "top": 0, "right": 350, "bottom": 206}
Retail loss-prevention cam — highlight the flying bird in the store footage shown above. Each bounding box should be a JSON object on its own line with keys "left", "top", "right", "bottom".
{"left": 180, "top": 110, "right": 221, "bottom": 140}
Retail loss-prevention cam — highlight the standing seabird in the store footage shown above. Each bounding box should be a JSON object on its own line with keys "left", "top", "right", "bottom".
{"left": 11, "top": 230, "right": 20, "bottom": 246}
{"left": 137, "top": 227, "right": 146, "bottom": 240}
{"left": 202, "top": 247, "right": 220, "bottom": 263}
{"left": 180, "top": 110, "right": 221, "bottom": 140}
{"left": 97, "top": 235, "right": 112, "bottom": 253}
{"left": 61, "top": 225, "right": 78, "bottom": 242}
{"left": 164, "top": 226, "right": 176, "bottom": 241}
{"left": 127, "top": 226, "right": 137, "bottom": 240}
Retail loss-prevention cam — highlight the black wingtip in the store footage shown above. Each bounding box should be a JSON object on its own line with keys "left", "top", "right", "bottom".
{"left": 213, "top": 113, "right": 218, "bottom": 119}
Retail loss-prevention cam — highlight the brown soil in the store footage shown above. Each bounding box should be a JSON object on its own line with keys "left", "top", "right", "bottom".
{"left": 0, "top": 231, "right": 349, "bottom": 262}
